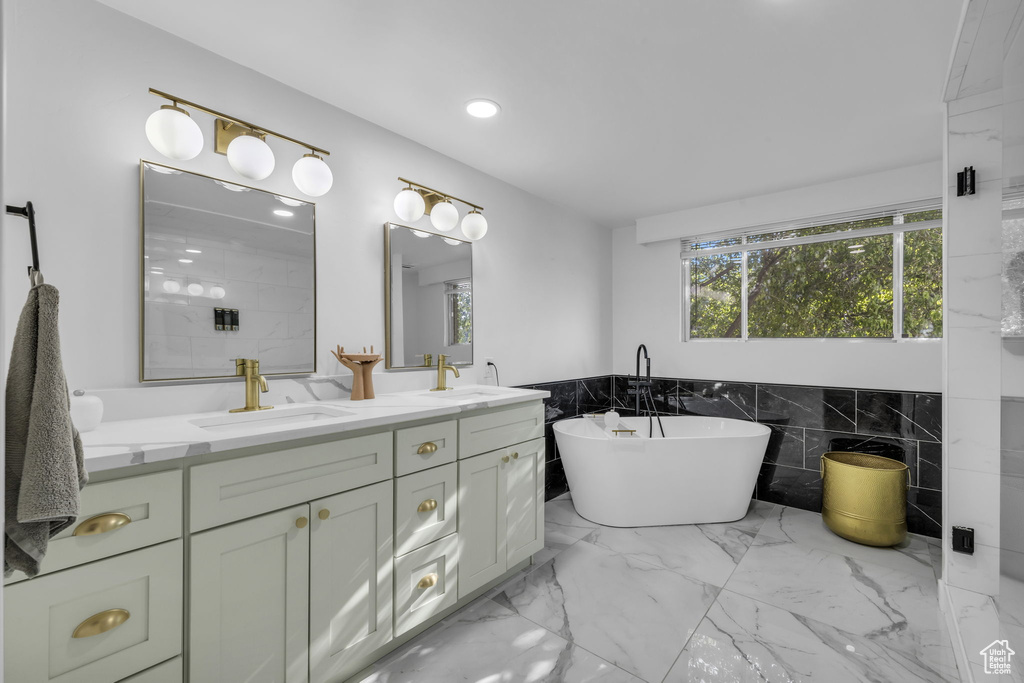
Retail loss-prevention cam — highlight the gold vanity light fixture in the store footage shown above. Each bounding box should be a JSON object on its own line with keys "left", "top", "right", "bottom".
{"left": 146, "top": 89, "right": 333, "bottom": 196}
{"left": 393, "top": 178, "right": 488, "bottom": 241}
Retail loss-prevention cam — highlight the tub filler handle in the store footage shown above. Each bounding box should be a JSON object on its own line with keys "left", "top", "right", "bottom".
{"left": 612, "top": 429, "right": 637, "bottom": 435}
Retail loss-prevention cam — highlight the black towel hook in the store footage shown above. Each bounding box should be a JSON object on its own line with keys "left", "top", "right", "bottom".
{"left": 6, "top": 201, "right": 40, "bottom": 277}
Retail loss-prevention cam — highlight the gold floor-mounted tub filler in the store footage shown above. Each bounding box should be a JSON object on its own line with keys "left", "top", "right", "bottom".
{"left": 820, "top": 451, "right": 909, "bottom": 547}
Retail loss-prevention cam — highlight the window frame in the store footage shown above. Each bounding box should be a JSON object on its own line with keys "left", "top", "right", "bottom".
{"left": 681, "top": 202, "right": 943, "bottom": 343}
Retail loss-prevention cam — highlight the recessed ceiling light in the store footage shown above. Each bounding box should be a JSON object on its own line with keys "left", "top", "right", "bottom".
{"left": 185, "top": 248, "right": 202, "bottom": 254}
{"left": 466, "top": 99, "right": 500, "bottom": 118}
{"left": 274, "top": 209, "right": 294, "bottom": 217}
{"left": 178, "top": 258, "right": 193, "bottom": 263}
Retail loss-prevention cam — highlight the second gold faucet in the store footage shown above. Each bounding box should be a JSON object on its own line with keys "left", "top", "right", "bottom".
{"left": 431, "top": 353, "right": 460, "bottom": 391}
{"left": 230, "top": 358, "right": 273, "bottom": 412}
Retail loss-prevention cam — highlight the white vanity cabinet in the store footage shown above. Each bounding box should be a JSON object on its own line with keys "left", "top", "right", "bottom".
{"left": 458, "top": 435, "right": 546, "bottom": 597}
{"left": 189, "top": 481, "right": 394, "bottom": 683}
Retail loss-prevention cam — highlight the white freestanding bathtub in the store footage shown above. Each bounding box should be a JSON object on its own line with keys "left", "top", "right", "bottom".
{"left": 553, "top": 415, "right": 771, "bottom": 527}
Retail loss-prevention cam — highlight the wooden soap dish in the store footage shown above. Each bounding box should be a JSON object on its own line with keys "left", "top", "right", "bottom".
{"left": 332, "top": 345, "right": 382, "bottom": 401}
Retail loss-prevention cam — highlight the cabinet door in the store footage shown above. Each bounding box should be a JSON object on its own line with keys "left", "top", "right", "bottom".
{"left": 506, "top": 438, "right": 546, "bottom": 568}
{"left": 309, "top": 481, "right": 394, "bottom": 683}
{"left": 458, "top": 451, "right": 508, "bottom": 598}
{"left": 190, "top": 505, "right": 310, "bottom": 683}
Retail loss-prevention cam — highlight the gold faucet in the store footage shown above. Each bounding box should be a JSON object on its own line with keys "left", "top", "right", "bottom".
{"left": 230, "top": 358, "right": 273, "bottom": 412}
{"left": 423, "top": 353, "right": 433, "bottom": 367}
{"left": 430, "top": 353, "right": 460, "bottom": 391}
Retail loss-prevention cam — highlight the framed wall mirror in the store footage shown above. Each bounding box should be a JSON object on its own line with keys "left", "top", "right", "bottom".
{"left": 140, "top": 161, "right": 316, "bottom": 381}
{"left": 385, "top": 223, "right": 473, "bottom": 370}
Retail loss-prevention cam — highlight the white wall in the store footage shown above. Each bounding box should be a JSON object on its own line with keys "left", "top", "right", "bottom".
{"left": 612, "top": 164, "right": 945, "bottom": 392}
{"left": 1, "top": 0, "right": 612, "bottom": 410}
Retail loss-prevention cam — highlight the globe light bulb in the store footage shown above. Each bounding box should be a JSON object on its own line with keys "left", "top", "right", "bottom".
{"left": 162, "top": 280, "right": 181, "bottom": 294}
{"left": 187, "top": 283, "right": 204, "bottom": 296}
{"left": 461, "top": 210, "right": 488, "bottom": 240}
{"left": 145, "top": 105, "right": 203, "bottom": 160}
{"left": 292, "top": 153, "right": 333, "bottom": 197}
{"left": 210, "top": 286, "right": 226, "bottom": 299}
{"left": 430, "top": 200, "right": 459, "bottom": 232}
{"left": 227, "top": 133, "right": 275, "bottom": 180}
{"left": 394, "top": 188, "right": 425, "bottom": 222}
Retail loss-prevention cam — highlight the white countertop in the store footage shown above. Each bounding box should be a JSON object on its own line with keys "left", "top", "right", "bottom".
{"left": 80, "top": 385, "right": 549, "bottom": 473}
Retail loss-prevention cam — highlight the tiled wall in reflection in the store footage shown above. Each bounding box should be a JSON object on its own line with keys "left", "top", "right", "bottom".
{"left": 518, "top": 375, "right": 942, "bottom": 538}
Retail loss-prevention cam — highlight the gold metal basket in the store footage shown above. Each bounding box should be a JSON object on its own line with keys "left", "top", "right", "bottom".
{"left": 820, "top": 451, "right": 909, "bottom": 547}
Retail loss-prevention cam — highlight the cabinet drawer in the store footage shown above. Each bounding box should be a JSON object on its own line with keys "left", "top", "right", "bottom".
{"left": 395, "top": 420, "right": 458, "bottom": 475}
{"left": 5, "top": 540, "right": 183, "bottom": 683}
{"left": 459, "top": 402, "right": 544, "bottom": 458}
{"left": 394, "top": 534, "right": 458, "bottom": 637}
{"left": 395, "top": 462, "right": 457, "bottom": 556}
{"left": 119, "top": 656, "right": 182, "bottom": 682}
{"left": 6, "top": 470, "right": 182, "bottom": 584}
{"left": 190, "top": 431, "right": 393, "bottom": 531}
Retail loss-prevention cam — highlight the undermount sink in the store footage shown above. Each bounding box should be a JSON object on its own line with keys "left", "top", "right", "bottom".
{"left": 425, "top": 388, "right": 506, "bottom": 401}
{"left": 189, "top": 405, "right": 354, "bottom": 432}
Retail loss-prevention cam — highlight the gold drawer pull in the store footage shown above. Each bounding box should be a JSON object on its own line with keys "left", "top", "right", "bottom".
{"left": 72, "top": 608, "right": 130, "bottom": 639}
{"left": 417, "top": 573, "right": 438, "bottom": 589}
{"left": 501, "top": 455, "right": 510, "bottom": 463}
{"left": 417, "top": 499, "right": 438, "bottom": 513}
{"left": 512, "top": 452, "right": 519, "bottom": 460}
{"left": 417, "top": 442, "right": 438, "bottom": 455}
{"left": 296, "top": 517, "right": 308, "bottom": 529}
{"left": 73, "top": 512, "right": 132, "bottom": 537}
{"left": 318, "top": 509, "right": 330, "bottom": 521}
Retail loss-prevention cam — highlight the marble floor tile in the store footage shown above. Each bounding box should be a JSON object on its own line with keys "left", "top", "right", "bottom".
{"left": 726, "top": 536, "right": 953, "bottom": 658}
{"left": 361, "top": 597, "right": 641, "bottom": 683}
{"left": 545, "top": 495, "right": 602, "bottom": 540}
{"left": 664, "top": 589, "right": 959, "bottom": 683}
{"left": 582, "top": 521, "right": 757, "bottom": 587}
{"left": 493, "top": 539, "right": 719, "bottom": 682}
{"left": 757, "top": 505, "right": 937, "bottom": 578}
{"left": 699, "top": 499, "right": 777, "bottom": 535}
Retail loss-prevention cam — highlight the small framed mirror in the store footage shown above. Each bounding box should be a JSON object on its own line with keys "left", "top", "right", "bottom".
{"left": 140, "top": 161, "right": 316, "bottom": 381}
{"left": 384, "top": 223, "right": 473, "bottom": 370}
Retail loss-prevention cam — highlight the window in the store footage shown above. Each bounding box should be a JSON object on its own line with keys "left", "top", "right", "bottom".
{"left": 445, "top": 279, "right": 472, "bottom": 346}
{"left": 684, "top": 204, "right": 943, "bottom": 340}
{"left": 1001, "top": 195, "right": 1024, "bottom": 335}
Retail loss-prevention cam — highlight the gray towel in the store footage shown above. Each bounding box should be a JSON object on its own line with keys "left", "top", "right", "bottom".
{"left": 5, "top": 282, "right": 88, "bottom": 577}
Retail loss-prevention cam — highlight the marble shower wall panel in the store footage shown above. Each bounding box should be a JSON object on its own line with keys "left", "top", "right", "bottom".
{"left": 944, "top": 92, "right": 1006, "bottom": 595}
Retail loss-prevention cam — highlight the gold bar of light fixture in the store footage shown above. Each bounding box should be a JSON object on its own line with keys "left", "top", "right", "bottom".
{"left": 398, "top": 177, "right": 483, "bottom": 212}
{"left": 149, "top": 88, "right": 330, "bottom": 156}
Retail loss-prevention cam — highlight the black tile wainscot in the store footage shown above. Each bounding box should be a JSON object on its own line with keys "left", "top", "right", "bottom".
{"left": 518, "top": 375, "right": 943, "bottom": 537}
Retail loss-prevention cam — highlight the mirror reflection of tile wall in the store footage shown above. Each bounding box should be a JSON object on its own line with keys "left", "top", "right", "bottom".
{"left": 142, "top": 163, "right": 315, "bottom": 380}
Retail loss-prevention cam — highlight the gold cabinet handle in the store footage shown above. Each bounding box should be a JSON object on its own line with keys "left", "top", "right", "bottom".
{"left": 501, "top": 455, "right": 510, "bottom": 463}
{"left": 417, "top": 499, "right": 438, "bottom": 513}
{"left": 318, "top": 509, "right": 330, "bottom": 521}
{"left": 417, "top": 573, "right": 438, "bottom": 589}
{"left": 72, "top": 608, "right": 130, "bottom": 639}
{"left": 73, "top": 512, "right": 132, "bottom": 537}
{"left": 296, "top": 517, "right": 308, "bottom": 529}
{"left": 417, "top": 442, "right": 438, "bottom": 455}
{"left": 511, "top": 452, "right": 519, "bottom": 460}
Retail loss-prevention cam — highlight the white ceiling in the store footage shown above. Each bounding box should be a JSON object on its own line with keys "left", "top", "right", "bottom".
{"left": 98, "top": 0, "right": 963, "bottom": 228}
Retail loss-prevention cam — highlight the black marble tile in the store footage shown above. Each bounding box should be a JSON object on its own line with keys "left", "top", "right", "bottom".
{"left": 763, "top": 426, "right": 805, "bottom": 468}
{"left": 545, "top": 458, "right": 569, "bottom": 501}
{"left": 612, "top": 375, "right": 678, "bottom": 415}
{"left": 531, "top": 380, "right": 579, "bottom": 422}
{"left": 906, "top": 487, "right": 941, "bottom": 538}
{"left": 918, "top": 441, "right": 942, "bottom": 491}
{"left": 755, "top": 463, "right": 822, "bottom": 512}
{"left": 679, "top": 381, "right": 757, "bottom": 421}
{"left": 805, "top": 429, "right": 918, "bottom": 486}
{"left": 756, "top": 385, "right": 856, "bottom": 431}
{"left": 543, "top": 423, "right": 559, "bottom": 463}
{"left": 579, "top": 376, "right": 613, "bottom": 413}
{"left": 856, "top": 391, "right": 942, "bottom": 443}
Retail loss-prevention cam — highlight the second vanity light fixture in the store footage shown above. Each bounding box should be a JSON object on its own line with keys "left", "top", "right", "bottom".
{"left": 144, "top": 88, "right": 333, "bottom": 197}
{"left": 393, "top": 177, "right": 488, "bottom": 240}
